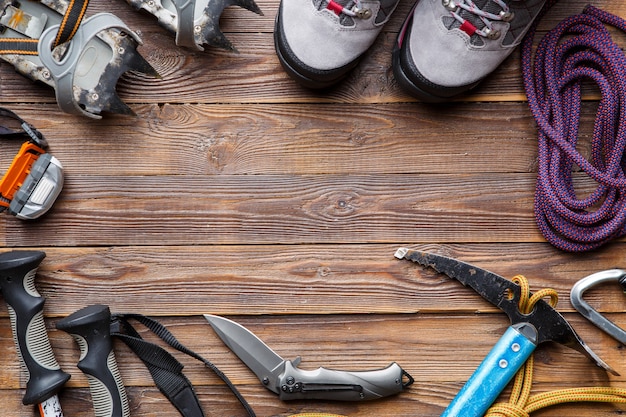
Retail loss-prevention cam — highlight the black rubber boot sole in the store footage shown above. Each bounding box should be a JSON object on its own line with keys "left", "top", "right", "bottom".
{"left": 392, "top": 8, "right": 479, "bottom": 102}
{"left": 273, "top": 10, "right": 361, "bottom": 89}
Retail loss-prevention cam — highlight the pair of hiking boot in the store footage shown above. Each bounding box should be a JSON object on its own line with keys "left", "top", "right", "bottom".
{"left": 275, "top": 0, "right": 549, "bottom": 101}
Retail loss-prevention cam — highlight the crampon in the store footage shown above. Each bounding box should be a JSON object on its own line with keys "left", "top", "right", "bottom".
{"left": 125, "top": 0, "right": 263, "bottom": 51}
{"left": 0, "top": 0, "right": 159, "bottom": 118}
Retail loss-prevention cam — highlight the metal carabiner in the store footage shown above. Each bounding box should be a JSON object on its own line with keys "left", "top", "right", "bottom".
{"left": 570, "top": 269, "right": 626, "bottom": 344}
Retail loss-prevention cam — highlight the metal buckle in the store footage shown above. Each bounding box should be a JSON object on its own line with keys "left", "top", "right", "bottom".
{"left": 570, "top": 269, "right": 626, "bottom": 344}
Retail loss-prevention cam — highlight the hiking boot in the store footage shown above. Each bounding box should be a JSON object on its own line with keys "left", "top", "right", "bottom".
{"left": 392, "top": 0, "right": 548, "bottom": 102}
{"left": 275, "top": 0, "right": 400, "bottom": 88}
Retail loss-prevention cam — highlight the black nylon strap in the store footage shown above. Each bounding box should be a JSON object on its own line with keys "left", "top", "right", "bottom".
{"left": 112, "top": 327, "right": 205, "bottom": 417}
{"left": 54, "top": 0, "right": 90, "bottom": 47}
{"left": 0, "top": 38, "right": 38, "bottom": 55}
{"left": 0, "top": 107, "right": 47, "bottom": 146}
{"left": 111, "top": 314, "right": 256, "bottom": 417}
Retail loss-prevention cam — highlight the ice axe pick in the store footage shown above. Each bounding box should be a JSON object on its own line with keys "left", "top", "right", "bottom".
{"left": 394, "top": 248, "right": 617, "bottom": 417}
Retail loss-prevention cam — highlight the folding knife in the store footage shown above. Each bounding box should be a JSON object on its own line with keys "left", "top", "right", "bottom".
{"left": 203, "top": 314, "right": 413, "bottom": 401}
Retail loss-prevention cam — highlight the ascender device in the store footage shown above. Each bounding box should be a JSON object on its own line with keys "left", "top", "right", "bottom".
{"left": 0, "top": 108, "right": 63, "bottom": 219}
{"left": 204, "top": 314, "right": 414, "bottom": 401}
{"left": 394, "top": 248, "right": 617, "bottom": 417}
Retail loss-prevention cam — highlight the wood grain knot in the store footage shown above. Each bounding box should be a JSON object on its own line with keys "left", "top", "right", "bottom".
{"left": 317, "top": 266, "right": 331, "bottom": 277}
{"left": 310, "top": 190, "right": 361, "bottom": 219}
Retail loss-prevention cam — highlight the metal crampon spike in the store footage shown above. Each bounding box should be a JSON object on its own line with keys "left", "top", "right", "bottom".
{"left": 201, "top": 0, "right": 263, "bottom": 51}
{"left": 125, "top": 0, "right": 263, "bottom": 52}
{"left": 73, "top": 27, "right": 160, "bottom": 117}
{"left": 0, "top": 1, "right": 159, "bottom": 118}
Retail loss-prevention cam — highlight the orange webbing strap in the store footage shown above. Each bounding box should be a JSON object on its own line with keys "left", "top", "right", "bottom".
{"left": 0, "top": 142, "right": 44, "bottom": 208}
{"left": 485, "top": 275, "right": 626, "bottom": 417}
{"left": 0, "top": 0, "right": 89, "bottom": 54}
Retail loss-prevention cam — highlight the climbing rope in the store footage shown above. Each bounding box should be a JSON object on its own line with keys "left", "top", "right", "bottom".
{"left": 522, "top": 5, "right": 626, "bottom": 252}
{"left": 485, "top": 275, "right": 626, "bottom": 416}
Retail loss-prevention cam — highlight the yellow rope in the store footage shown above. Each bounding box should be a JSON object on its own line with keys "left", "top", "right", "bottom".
{"left": 485, "top": 275, "right": 626, "bottom": 417}
{"left": 289, "top": 275, "right": 626, "bottom": 417}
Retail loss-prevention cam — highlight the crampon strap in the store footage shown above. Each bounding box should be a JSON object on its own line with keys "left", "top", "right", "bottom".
{"left": 110, "top": 313, "right": 257, "bottom": 417}
{"left": 0, "top": 0, "right": 88, "bottom": 53}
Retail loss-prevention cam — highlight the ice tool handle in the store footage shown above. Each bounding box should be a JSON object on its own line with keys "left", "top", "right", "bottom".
{"left": 0, "top": 250, "right": 70, "bottom": 405}
{"left": 57, "top": 304, "right": 130, "bottom": 417}
{"left": 440, "top": 323, "right": 537, "bottom": 417}
{"left": 394, "top": 248, "right": 617, "bottom": 417}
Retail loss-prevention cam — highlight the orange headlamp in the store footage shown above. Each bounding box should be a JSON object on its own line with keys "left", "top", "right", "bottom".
{"left": 0, "top": 109, "right": 63, "bottom": 219}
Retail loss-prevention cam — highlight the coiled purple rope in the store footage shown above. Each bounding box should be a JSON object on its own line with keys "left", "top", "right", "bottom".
{"left": 521, "top": 5, "right": 626, "bottom": 252}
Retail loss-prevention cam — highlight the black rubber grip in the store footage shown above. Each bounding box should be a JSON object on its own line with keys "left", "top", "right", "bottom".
{"left": 57, "top": 304, "right": 130, "bottom": 417}
{"left": 0, "top": 250, "right": 70, "bottom": 405}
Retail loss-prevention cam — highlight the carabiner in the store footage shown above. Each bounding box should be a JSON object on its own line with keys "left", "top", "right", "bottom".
{"left": 570, "top": 269, "right": 626, "bottom": 344}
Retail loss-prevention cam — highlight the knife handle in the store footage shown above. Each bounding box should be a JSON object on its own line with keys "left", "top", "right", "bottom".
{"left": 57, "top": 305, "right": 130, "bottom": 417}
{"left": 441, "top": 323, "right": 537, "bottom": 417}
{"left": 277, "top": 361, "right": 410, "bottom": 401}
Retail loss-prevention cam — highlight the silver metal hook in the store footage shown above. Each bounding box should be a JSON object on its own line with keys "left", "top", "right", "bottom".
{"left": 570, "top": 269, "right": 626, "bottom": 344}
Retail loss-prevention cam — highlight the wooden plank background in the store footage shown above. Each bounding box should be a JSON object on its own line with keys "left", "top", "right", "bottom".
{"left": 1, "top": 0, "right": 626, "bottom": 416}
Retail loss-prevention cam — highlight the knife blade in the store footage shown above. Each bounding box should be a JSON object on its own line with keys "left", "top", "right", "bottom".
{"left": 203, "top": 314, "right": 413, "bottom": 401}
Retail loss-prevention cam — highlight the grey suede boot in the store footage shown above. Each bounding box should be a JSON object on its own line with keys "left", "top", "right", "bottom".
{"left": 392, "top": 0, "right": 548, "bottom": 102}
{"left": 275, "top": 0, "right": 400, "bottom": 88}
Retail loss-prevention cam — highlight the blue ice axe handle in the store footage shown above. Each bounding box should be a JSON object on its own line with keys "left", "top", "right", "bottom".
{"left": 441, "top": 323, "right": 537, "bottom": 417}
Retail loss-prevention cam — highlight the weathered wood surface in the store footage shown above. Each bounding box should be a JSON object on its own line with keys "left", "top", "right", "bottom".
{"left": 1, "top": 0, "right": 626, "bottom": 416}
